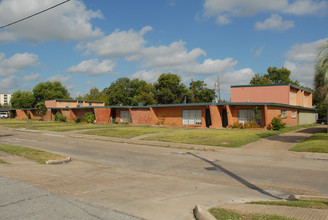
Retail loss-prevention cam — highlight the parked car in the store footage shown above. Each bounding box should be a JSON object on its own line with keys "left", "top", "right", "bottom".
{"left": 316, "top": 117, "right": 327, "bottom": 125}
{"left": 0, "top": 112, "right": 9, "bottom": 119}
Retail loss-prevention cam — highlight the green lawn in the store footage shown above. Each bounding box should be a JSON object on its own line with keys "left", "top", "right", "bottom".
{"left": 81, "top": 127, "right": 180, "bottom": 139}
{"left": 142, "top": 124, "right": 317, "bottom": 148}
{"left": 209, "top": 207, "right": 296, "bottom": 220}
{"left": 248, "top": 198, "right": 328, "bottom": 210}
{"left": 0, "top": 159, "right": 9, "bottom": 164}
{"left": 0, "top": 119, "right": 134, "bottom": 132}
{"left": 0, "top": 144, "right": 67, "bottom": 164}
{"left": 289, "top": 129, "right": 328, "bottom": 153}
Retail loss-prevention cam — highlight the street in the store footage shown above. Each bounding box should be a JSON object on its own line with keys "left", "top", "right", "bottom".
{"left": 1, "top": 126, "right": 327, "bottom": 219}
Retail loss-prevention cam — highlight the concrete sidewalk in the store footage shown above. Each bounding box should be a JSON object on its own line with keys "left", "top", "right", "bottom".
{"left": 218, "top": 203, "right": 328, "bottom": 220}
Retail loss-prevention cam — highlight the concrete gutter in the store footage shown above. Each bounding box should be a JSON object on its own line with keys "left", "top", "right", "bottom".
{"left": 194, "top": 205, "right": 216, "bottom": 220}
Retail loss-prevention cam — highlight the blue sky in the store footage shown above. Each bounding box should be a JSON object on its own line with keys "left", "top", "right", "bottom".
{"left": 0, "top": 0, "right": 327, "bottom": 100}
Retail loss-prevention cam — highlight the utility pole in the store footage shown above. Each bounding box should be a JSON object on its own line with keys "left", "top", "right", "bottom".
{"left": 215, "top": 75, "right": 221, "bottom": 103}
{"left": 191, "top": 79, "right": 195, "bottom": 103}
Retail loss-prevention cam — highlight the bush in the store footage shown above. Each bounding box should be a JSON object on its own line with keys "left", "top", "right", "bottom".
{"left": 73, "top": 116, "right": 85, "bottom": 124}
{"left": 54, "top": 112, "right": 66, "bottom": 122}
{"left": 85, "top": 112, "right": 95, "bottom": 123}
{"left": 10, "top": 111, "right": 15, "bottom": 119}
{"left": 270, "top": 116, "right": 286, "bottom": 130}
{"left": 27, "top": 112, "right": 31, "bottom": 119}
{"left": 232, "top": 122, "right": 243, "bottom": 129}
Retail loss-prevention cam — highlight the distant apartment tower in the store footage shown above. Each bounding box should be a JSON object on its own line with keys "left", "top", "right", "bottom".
{"left": 0, "top": 93, "right": 11, "bottom": 106}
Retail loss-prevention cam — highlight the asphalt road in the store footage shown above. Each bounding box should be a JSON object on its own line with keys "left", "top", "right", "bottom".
{"left": 0, "top": 126, "right": 327, "bottom": 219}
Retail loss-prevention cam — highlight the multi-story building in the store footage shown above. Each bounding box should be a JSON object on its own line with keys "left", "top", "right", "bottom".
{"left": 0, "top": 93, "right": 11, "bottom": 106}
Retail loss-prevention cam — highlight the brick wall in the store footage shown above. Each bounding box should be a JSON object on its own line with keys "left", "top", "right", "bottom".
{"left": 15, "top": 110, "right": 28, "bottom": 119}
{"left": 266, "top": 106, "right": 298, "bottom": 127}
{"left": 130, "top": 108, "right": 151, "bottom": 125}
{"left": 151, "top": 106, "right": 208, "bottom": 128}
{"left": 94, "top": 108, "right": 111, "bottom": 124}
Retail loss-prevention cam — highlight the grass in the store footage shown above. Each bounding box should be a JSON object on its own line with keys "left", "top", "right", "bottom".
{"left": 289, "top": 129, "right": 328, "bottom": 153}
{"left": 209, "top": 207, "right": 297, "bottom": 220}
{"left": 0, "top": 144, "right": 67, "bottom": 164}
{"left": 142, "top": 124, "right": 318, "bottom": 148}
{"left": 248, "top": 198, "right": 328, "bottom": 210}
{"left": 0, "top": 119, "right": 135, "bottom": 132}
{"left": 0, "top": 159, "right": 9, "bottom": 164}
{"left": 81, "top": 127, "right": 179, "bottom": 139}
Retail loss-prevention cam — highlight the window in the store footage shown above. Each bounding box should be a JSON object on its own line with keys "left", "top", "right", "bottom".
{"left": 238, "top": 109, "right": 262, "bottom": 125}
{"left": 120, "top": 110, "right": 131, "bottom": 123}
{"left": 89, "top": 102, "right": 92, "bottom": 106}
{"left": 291, "top": 111, "right": 296, "bottom": 118}
{"left": 182, "top": 109, "right": 202, "bottom": 125}
{"left": 291, "top": 92, "right": 294, "bottom": 98}
{"left": 281, "top": 110, "right": 286, "bottom": 118}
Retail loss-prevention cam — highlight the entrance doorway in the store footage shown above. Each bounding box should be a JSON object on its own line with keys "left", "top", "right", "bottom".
{"left": 205, "top": 109, "right": 211, "bottom": 128}
{"left": 222, "top": 109, "right": 228, "bottom": 127}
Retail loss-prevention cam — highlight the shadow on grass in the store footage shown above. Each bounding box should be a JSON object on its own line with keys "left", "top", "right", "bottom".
{"left": 0, "top": 134, "right": 13, "bottom": 137}
{"left": 187, "top": 152, "right": 282, "bottom": 199}
{"left": 296, "top": 127, "right": 326, "bottom": 134}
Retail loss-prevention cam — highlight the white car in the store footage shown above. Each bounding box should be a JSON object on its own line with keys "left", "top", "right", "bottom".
{"left": 0, "top": 112, "right": 9, "bottom": 119}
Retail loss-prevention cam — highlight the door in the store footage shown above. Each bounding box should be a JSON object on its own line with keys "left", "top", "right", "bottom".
{"left": 222, "top": 109, "right": 228, "bottom": 127}
{"left": 111, "top": 110, "right": 116, "bottom": 123}
{"left": 205, "top": 109, "right": 211, "bottom": 128}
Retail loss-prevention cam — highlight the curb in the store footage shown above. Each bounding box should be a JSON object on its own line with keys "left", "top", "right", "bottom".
{"left": 46, "top": 157, "right": 71, "bottom": 165}
{"left": 194, "top": 205, "right": 216, "bottom": 220}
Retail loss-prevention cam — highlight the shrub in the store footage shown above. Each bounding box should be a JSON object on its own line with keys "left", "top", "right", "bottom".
{"left": 244, "top": 122, "right": 251, "bottom": 129}
{"left": 270, "top": 116, "right": 286, "bottom": 130}
{"left": 74, "top": 116, "right": 85, "bottom": 124}
{"left": 55, "top": 112, "right": 66, "bottom": 122}
{"left": 27, "top": 112, "right": 31, "bottom": 119}
{"left": 10, "top": 111, "right": 15, "bottom": 119}
{"left": 85, "top": 112, "right": 95, "bottom": 123}
{"left": 232, "top": 122, "right": 243, "bottom": 129}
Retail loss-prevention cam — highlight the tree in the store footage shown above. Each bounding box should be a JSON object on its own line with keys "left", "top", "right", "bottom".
{"left": 314, "top": 40, "right": 328, "bottom": 104}
{"left": 10, "top": 90, "right": 35, "bottom": 108}
{"left": 153, "top": 73, "right": 188, "bottom": 104}
{"left": 33, "top": 81, "right": 70, "bottom": 105}
{"left": 104, "top": 77, "right": 154, "bottom": 106}
{"left": 189, "top": 80, "right": 216, "bottom": 103}
{"left": 250, "top": 66, "right": 312, "bottom": 90}
{"left": 250, "top": 73, "right": 271, "bottom": 85}
{"left": 78, "top": 88, "right": 107, "bottom": 103}
{"left": 35, "top": 102, "right": 47, "bottom": 121}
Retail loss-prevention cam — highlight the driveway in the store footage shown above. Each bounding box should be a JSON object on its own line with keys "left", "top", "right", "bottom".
{"left": 0, "top": 126, "right": 327, "bottom": 219}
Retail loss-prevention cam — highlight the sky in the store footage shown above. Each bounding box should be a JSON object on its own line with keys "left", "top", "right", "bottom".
{"left": 0, "top": 0, "right": 327, "bottom": 100}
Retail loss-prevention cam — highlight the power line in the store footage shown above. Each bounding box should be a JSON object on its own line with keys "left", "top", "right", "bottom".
{"left": 0, "top": 0, "right": 71, "bottom": 29}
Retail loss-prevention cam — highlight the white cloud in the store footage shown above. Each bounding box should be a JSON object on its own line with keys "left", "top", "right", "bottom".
{"left": 284, "top": 38, "right": 328, "bottom": 88}
{"left": 82, "top": 26, "right": 239, "bottom": 76}
{"left": 255, "top": 14, "right": 294, "bottom": 31}
{"left": 23, "top": 73, "right": 40, "bottom": 81}
{"left": 203, "top": 0, "right": 327, "bottom": 25}
{"left": 0, "top": 52, "right": 39, "bottom": 76}
{"left": 80, "top": 26, "right": 152, "bottom": 57}
{"left": 0, "top": 0, "right": 103, "bottom": 42}
{"left": 141, "top": 41, "right": 206, "bottom": 68}
{"left": 47, "top": 74, "right": 71, "bottom": 83}
{"left": 204, "top": 68, "right": 255, "bottom": 100}
{"left": 67, "top": 59, "right": 116, "bottom": 76}
{"left": 131, "top": 69, "right": 163, "bottom": 83}
{"left": 0, "top": 76, "right": 18, "bottom": 93}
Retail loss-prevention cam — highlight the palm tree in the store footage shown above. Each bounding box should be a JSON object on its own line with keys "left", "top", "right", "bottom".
{"left": 314, "top": 40, "right": 328, "bottom": 103}
{"left": 314, "top": 40, "right": 328, "bottom": 132}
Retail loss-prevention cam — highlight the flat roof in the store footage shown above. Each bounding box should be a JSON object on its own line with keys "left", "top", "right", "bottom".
{"left": 231, "top": 83, "right": 313, "bottom": 93}
{"left": 45, "top": 99, "right": 104, "bottom": 103}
